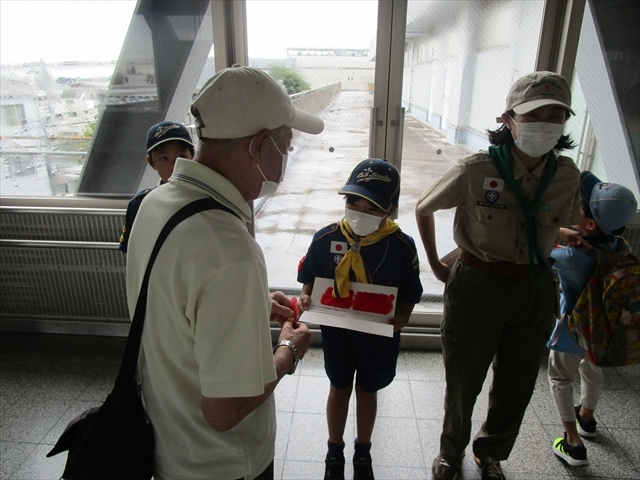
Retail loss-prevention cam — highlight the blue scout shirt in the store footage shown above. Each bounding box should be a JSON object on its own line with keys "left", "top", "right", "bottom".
{"left": 119, "top": 187, "right": 153, "bottom": 253}
{"left": 297, "top": 223, "right": 423, "bottom": 305}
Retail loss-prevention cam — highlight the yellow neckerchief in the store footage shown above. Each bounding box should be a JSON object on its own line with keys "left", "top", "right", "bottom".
{"left": 333, "top": 217, "right": 399, "bottom": 298}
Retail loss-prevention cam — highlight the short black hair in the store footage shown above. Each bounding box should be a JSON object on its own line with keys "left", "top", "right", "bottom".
{"left": 486, "top": 109, "right": 576, "bottom": 150}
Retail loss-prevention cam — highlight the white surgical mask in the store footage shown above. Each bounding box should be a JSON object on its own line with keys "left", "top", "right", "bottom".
{"left": 345, "top": 208, "right": 384, "bottom": 237}
{"left": 250, "top": 136, "right": 288, "bottom": 198}
{"left": 511, "top": 119, "right": 565, "bottom": 158}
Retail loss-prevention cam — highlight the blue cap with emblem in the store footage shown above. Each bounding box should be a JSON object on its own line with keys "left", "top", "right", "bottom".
{"left": 338, "top": 159, "right": 400, "bottom": 213}
{"left": 146, "top": 121, "right": 194, "bottom": 153}
{"left": 580, "top": 170, "right": 637, "bottom": 234}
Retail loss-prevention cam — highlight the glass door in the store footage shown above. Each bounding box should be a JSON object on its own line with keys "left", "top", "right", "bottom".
{"left": 245, "top": 0, "right": 381, "bottom": 291}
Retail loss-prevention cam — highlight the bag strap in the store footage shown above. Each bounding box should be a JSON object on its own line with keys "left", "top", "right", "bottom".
{"left": 119, "top": 197, "right": 242, "bottom": 378}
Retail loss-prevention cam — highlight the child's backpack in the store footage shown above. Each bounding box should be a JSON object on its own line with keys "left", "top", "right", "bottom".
{"left": 567, "top": 237, "right": 640, "bottom": 367}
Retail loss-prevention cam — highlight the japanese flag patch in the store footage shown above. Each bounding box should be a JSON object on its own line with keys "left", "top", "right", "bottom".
{"left": 330, "top": 241, "right": 348, "bottom": 254}
{"left": 483, "top": 177, "right": 504, "bottom": 191}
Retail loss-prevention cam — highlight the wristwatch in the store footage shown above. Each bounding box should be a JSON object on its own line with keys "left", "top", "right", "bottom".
{"left": 274, "top": 340, "right": 300, "bottom": 375}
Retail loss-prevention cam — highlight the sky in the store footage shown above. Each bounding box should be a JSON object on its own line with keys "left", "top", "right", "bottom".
{"left": 0, "top": 0, "right": 378, "bottom": 65}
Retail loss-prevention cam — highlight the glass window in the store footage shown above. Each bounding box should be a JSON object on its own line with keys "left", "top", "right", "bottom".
{"left": 1, "top": 104, "right": 25, "bottom": 126}
{"left": 246, "top": 0, "right": 379, "bottom": 292}
{"left": 399, "top": 0, "right": 545, "bottom": 305}
{"left": 0, "top": 0, "right": 137, "bottom": 197}
{"left": 567, "top": 0, "right": 639, "bottom": 200}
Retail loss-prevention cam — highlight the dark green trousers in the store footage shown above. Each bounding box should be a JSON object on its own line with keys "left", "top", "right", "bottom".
{"left": 439, "top": 260, "right": 556, "bottom": 462}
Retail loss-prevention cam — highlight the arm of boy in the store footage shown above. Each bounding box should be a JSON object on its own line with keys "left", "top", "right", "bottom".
{"left": 558, "top": 227, "right": 582, "bottom": 246}
{"left": 299, "top": 283, "right": 313, "bottom": 312}
{"left": 387, "top": 301, "right": 415, "bottom": 332}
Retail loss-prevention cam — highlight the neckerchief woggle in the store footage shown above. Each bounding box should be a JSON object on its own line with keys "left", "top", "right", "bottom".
{"left": 333, "top": 218, "right": 399, "bottom": 298}
{"left": 488, "top": 143, "right": 557, "bottom": 279}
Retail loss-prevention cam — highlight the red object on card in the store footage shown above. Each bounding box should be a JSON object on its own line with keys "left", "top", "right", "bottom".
{"left": 352, "top": 291, "right": 395, "bottom": 315}
{"left": 290, "top": 297, "right": 299, "bottom": 319}
{"left": 320, "top": 287, "right": 354, "bottom": 309}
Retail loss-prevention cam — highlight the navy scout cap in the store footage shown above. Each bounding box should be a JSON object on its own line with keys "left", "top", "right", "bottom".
{"left": 146, "top": 121, "right": 194, "bottom": 153}
{"left": 338, "top": 159, "right": 400, "bottom": 213}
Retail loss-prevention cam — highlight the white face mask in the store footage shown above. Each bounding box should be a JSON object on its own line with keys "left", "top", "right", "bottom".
{"left": 345, "top": 208, "right": 384, "bottom": 237}
{"left": 250, "top": 136, "right": 289, "bottom": 198}
{"left": 511, "top": 119, "right": 565, "bottom": 158}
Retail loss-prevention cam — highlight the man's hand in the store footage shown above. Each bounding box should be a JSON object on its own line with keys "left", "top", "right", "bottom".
{"left": 278, "top": 319, "right": 311, "bottom": 360}
{"left": 270, "top": 291, "right": 295, "bottom": 325}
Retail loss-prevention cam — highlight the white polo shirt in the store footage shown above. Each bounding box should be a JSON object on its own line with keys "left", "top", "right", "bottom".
{"left": 126, "top": 158, "right": 277, "bottom": 480}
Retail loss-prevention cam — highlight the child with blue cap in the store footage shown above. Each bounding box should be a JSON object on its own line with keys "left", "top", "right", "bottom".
{"left": 297, "top": 158, "right": 423, "bottom": 480}
{"left": 548, "top": 170, "right": 637, "bottom": 467}
{"left": 118, "top": 121, "right": 194, "bottom": 253}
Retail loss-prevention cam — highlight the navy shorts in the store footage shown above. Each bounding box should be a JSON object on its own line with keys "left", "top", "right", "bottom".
{"left": 321, "top": 325, "right": 401, "bottom": 393}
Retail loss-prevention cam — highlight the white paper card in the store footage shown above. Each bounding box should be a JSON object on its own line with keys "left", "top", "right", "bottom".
{"left": 299, "top": 277, "right": 397, "bottom": 337}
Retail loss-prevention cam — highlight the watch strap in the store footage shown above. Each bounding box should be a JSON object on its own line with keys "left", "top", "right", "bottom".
{"left": 274, "top": 340, "right": 299, "bottom": 374}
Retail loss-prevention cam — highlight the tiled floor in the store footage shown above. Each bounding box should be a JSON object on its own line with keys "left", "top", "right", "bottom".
{"left": 1, "top": 332, "right": 639, "bottom": 480}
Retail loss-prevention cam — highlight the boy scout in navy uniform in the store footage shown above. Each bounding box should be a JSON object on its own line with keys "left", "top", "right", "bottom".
{"left": 298, "top": 159, "right": 423, "bottom": 480}
{"left": 118, "top": 121, "right": 195, "bottom": 252}
{"left": 415, "top": 72, "right": 581, "bottom": 480}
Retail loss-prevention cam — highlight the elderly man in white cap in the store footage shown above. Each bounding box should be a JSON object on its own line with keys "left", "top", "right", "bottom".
{"left": 126, "top": 65, "right": 323, "bottom": 480}
{"left": 416, "top": 71, "right": 581, "bottom": 480}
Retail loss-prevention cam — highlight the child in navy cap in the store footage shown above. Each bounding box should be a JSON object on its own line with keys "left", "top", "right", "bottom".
{"left": 118, "top": 121, "right": 195, "bottom": 253}
{"left": 297, "top": 159, "right": 423, "bottom": 480}
{"left": 548, "top": 170, "right": 637, "bottom": 467}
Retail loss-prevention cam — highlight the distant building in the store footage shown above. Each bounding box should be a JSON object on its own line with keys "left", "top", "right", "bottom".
{"left": 286, "top": 47, "right": 375, "bottom": 92}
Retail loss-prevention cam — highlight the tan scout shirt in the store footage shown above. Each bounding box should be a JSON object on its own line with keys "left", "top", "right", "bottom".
{"left": 417, "top": 149, "right": 581, "bottom": 264}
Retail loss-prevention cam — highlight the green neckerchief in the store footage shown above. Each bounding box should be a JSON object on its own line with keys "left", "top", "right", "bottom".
{"left": 488, "top": 144, "right": 557, "bottom": 278}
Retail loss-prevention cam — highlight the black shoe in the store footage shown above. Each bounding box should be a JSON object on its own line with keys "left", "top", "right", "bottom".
{"left": 474, "top": 454, "right": 506, "bottom": 480}
{"left": 353, "top": 454, "right": 374, "bottom": 480}
{"left": 432, "top": 454, "right": 460, "bottom": 480}
{"left": 324, "top": 455, "right": 345, "bottom": 480}
{"left": 553, "top": 432, "right": 589, "bottom": 467}
{"left": 575, "top": 405, "right": 597, "bottom": 438}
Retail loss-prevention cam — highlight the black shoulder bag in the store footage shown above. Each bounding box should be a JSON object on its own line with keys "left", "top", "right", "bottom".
{"left": 47, "top": 198, "right": 240, "bottom": 480}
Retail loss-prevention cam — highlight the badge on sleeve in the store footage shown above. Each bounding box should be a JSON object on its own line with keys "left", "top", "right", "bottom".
{"left": 330, "top": 241, "right": 348, "bottom": 254}
{"left": 483, "top": 177, "right": 504, "bottom": 191}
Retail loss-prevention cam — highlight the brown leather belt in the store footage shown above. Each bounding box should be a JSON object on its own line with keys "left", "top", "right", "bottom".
{"left": 459, "top": 250, "right": 531, "bottom": 278}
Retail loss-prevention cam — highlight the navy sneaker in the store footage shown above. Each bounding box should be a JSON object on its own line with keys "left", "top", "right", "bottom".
{"left": 353, "top": 454, "right": 374, "bottom": 480}
{"left": 575, "top": 405, "right": 597, "bottom": 438}
{"left": 324, "top": 455, "right": 345, "bottom": 480}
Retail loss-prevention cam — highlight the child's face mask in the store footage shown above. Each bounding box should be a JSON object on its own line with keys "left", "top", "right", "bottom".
{"left": 344, "top": 208, "right": 385, "bottom": 237}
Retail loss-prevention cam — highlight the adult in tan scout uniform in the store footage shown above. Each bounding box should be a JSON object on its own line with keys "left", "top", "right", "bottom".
{"left": 415, "top": 72, "right": 581, "bottom": 480}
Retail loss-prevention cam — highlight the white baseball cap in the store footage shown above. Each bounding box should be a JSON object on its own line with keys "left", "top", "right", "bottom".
{"left": 190, "top": 64, "right": 324, "bottom": 139}
{"left": 496, "top": 71, "right": 575, "bottom": 123}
